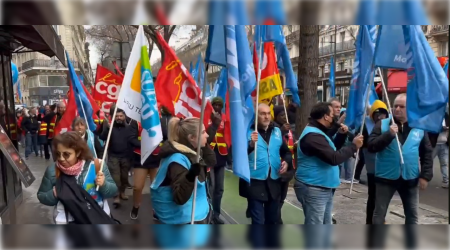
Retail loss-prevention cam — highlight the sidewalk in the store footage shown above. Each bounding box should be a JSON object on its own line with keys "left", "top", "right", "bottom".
{"left": 284, "top": 182, "right": 449, "bottom": 224}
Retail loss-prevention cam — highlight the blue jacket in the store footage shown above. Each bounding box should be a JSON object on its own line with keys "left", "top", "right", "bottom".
{"left": 151, "top": 153, "right": 210, "bottom": 224}
{"left": 296, "top": 126, "right": 340, "bottom": 188}
{"left": 375, "top": 118, "right": 423, "bottom": 180}
{"left": 248, "top": 126, "right": 283, "bottom": 180}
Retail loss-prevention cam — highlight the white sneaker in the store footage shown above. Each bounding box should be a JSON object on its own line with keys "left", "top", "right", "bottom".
{"left": 352, "top": 179, "right": 360, "bottom": 184}
{"left": 442, "top": 182, "right": 448, "bottom": 188}
{"left": 341, "top": 180, "right": 351, "bottom": 184}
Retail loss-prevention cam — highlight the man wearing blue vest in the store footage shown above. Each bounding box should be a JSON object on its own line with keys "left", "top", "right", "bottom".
{"left": 368, "top": 93, "right": 433, "bottom": 224}
{"left": 239, "top": 103, "right": 293, "bottom": 224}
{"left": 294, "top": 102, "right": 363, "bottom": 224}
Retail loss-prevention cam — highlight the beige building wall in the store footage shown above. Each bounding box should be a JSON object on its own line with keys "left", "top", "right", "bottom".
{"left": 12, "top": 25, "right": 92, "bottom": 105}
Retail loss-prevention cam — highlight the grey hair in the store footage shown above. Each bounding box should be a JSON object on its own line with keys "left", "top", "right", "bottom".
{"left": 327, "top": 97, "right": 340, "bottom": 104}
{"left": 71, "top": 117, "right": 87, "bottom": 130}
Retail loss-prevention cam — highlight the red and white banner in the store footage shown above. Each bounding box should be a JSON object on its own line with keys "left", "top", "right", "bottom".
{"left": 154, "top": 32, "right": 213, "bottom": 128}
{"left": 92, "top": 64, "right": 123, "bottom": 115}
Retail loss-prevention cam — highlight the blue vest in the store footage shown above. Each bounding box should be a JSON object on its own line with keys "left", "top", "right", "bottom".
{"left": 363, "top": 148, "right": 376, "bottom": 174}
{"left": 375, "top": 118, "right": 423, "bottom": 180}
{"left": 248, "top": 127, "right": 283, "bottom": 180}
{"left": 296, "top": 126, "right": 340, "bottom": 188}
{"left": 150, "top": 153, "right": 209, "bottom": 224}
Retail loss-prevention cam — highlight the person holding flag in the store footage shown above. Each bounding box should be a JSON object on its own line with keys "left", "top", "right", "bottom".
{"left": 367, "top": 94, "right": 433, "bottom": 224}
{"left": 150, "top": 117, "right": 216, "bottom": 224}
{"left": 241, "top": 103, "right": 292, "bottom": 225}
{"left": 71, "top": 117, "right": 104, "bottom": 159}
{"left": 295, "top": 102, "right": 363, "bottom": 224}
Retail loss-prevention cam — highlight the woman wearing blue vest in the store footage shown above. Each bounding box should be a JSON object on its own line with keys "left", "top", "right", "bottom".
{"left": 294, "top": 102, "right": 363, "bottom": 224}
{"left": 367, "top": 93, "right": 433, "bottom": 224}
{"left": 71, "top": 117, "right": 104, "bottom": 159}
{"left": 150, "top": 117, "right": 217, "bottom": 224}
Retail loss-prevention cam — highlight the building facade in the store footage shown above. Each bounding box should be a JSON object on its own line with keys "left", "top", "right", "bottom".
{"left": 12, "top": 25, "right": 93, "bottom": 106}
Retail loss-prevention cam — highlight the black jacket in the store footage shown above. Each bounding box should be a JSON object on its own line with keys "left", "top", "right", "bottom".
{"left": 100, "top": 122, "right": 140, "bottom": 158}
{"left": 299, "top": 119, "right": 357, "bottom": 167}
{"left": 239, "top": 122, "right": 292, "bottom": 201}
{"left": 85, "top": 132, "right": 105, "bottom": 159}
{"left": 21, "top": 115, "right": 40, "bottom": 134}
{"left": 367, "top": 118, "right": 433, "bottom": 183}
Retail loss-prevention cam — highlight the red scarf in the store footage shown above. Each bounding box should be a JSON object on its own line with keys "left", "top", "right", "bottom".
{"left": 56, "top": 160, "right": 84, "bottom": 176}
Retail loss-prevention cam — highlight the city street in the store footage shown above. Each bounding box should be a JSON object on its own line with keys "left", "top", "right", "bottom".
{"left": 359, "top": 157, "right": 449, "bottom": 212}
{"left": 15, "top": 152, "right": 448, "bottom": 225}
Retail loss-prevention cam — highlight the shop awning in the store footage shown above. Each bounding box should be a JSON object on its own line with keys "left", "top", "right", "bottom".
{"left": 0, "top": 25, "right": 65, "bottom": 66}
{"left": 387, "top": 70, "right": 407, "bottom": 93}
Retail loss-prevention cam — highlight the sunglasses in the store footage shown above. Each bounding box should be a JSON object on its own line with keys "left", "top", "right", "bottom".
{"left": 55, "top": 151, "right": 73, "bottom": 160}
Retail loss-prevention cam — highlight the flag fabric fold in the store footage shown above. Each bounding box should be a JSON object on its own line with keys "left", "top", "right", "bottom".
{"left": 66, "top": 51, "right": 97, "bottom": 132}
{"left": 116, "top": 26, "right": 163, "bottom": 164}
{"left": 374, "top": 25, "right": 449, "bottom": 133}
{"left": 153, "top": 30, "right": 213, "bottom": 129}
{"left": 255, "top": 25, "right": 300, "bottom": 105}
{"left": 345, "top": 25, "right": 378, "bottom": 130}
{"left": 329, "top": 56, "right": 336, "bottom": 98}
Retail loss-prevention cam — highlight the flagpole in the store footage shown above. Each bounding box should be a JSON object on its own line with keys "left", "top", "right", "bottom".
{"left": 96, "top": 100, "right": 121, "bottom": 191}
{"left": 376, "top": 67, "right": 404, "bottom": 165}
{"left": 253, "top": 37, "right": 263, "bottom": 171}
{"left": 349, "top": 68, "right": 375, "bottom": 194}
{"left": 77, "top": 94, "right": 98, "bottom": 159}
{"left": 191, "top": 63, "right": 209, "bottom": 224}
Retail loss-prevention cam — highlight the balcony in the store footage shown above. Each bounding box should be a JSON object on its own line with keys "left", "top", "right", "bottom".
{"left": 286, "top": 30, "right": 300, "bottom": 45}
{"left": 21, "top": 59, "right": 79, "bottom": 75}
{"left": 429, "top": 25, "right": 449, "bottom": 36}
{"left": 319, "top": 40, "right": 355, "bottom": 57}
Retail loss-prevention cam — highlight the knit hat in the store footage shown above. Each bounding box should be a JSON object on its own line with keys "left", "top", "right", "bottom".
{"left": 369, "top": 100, "right": 389, "bottom": 119}
{"left": 211, "top": 97, "right": 224, "bottom": 106}
{"left": 273, "top": 105, "right": 285, "bottom": 119}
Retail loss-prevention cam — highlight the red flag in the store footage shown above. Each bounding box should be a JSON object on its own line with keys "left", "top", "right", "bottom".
{"left": 80, "top": 81, "right": 100, "bottom": 119}
{"left": 112, "top": 61, "right": 124, "bottom": 77}
{"left": 154, "top": 32, "right": 213, "bottom": 128}
{"left": 93, "top": 64, "right": 123, "bottom": 115}
{"left": 54, "top": 83, "right": 78, "bottom": 136}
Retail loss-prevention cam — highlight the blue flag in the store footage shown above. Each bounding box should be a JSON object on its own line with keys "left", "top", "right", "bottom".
{"left": 345, "top": 25, "right": 378, "bottom": 130}
{"left": 216, "top": 68, "right": 228, "bottom": 101}
{"left": 66, "top": 51, "right": 96, "bottom": 131}
{"left": 403, "top": 26, "right": 448, "bottom": 133}
{"left": 329, "top": 56, "right": 336, "bottom": 97}
{"left": 444, "top": 61, "right": 449, "bottom": 78}
{"left": 223, "top": 25, "right": 255, "bottom": 182}
{"left": 375, "top": 25, "right": 448, "bottom": 132}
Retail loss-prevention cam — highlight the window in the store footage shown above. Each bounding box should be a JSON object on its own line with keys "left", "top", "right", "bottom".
{"left": 39, "top": 75, "right": 48, "bottom": 86}
{"left": 48, "top": 75, "right": 66, "bottom": 87}
{"left": 340, "top": 31, "right": 345, "bottom": 43}
{"left": 321, "top": 37, "right": 325, "bottom": 46}
{"left": 339, "top": 62, "right": 345, "bottom": 71}
{"left": 26, "top": 76, "right": 39, "bottom": 88}
{"left": 439, "top": 41, "right": 448, "bottom": 57}
{"left": 320, "top": 66, "right": 325, "bottom": 77}
{"left": 330, "top": 35, "right": 335, "bottom": 44}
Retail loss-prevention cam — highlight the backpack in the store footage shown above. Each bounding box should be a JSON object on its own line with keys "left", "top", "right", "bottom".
{"left": 55, "top": 160, "right": 119, "bottom": 224}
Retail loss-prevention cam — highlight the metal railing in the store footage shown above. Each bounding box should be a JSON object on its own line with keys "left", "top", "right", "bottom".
{"left": 429, "top": 25, "right": 449, "bottom": 35}
{"left": 22, "top": 59, "right": 78, "bottom": 71}
{"left": 319, "top": 40, "right": 355, "bottom": 56}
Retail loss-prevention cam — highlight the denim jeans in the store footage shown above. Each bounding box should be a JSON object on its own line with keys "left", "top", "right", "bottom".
{"left": 432, "top": 144, "right": 449, "bottom": 183}
{"left": 25, "top": 133, "right": 38, "bottom": 158}
{"left": 294, "top": 180, "right": 335, "bottom": 224}
{"left": 341, "top": 157, "right": 355, "bottom": 181}
{"left": 372, "top": 181, "right": 419, "bottom": 224}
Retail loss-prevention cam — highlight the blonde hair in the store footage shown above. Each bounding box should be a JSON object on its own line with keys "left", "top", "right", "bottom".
{"left": 168, "top": 117, "right": 201, "bottom": 143}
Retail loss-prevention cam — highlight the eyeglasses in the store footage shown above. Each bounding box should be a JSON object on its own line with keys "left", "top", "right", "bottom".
{"left": 55, "top": 151, "right": 72, "bottom": 160}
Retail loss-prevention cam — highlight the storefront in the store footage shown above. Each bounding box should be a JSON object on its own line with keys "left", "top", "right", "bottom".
{"left": 0, "top": 25, "right": 64, "bottom": 224}
{"left": 29, "top": 86, "right": 69, "bottom": 106}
